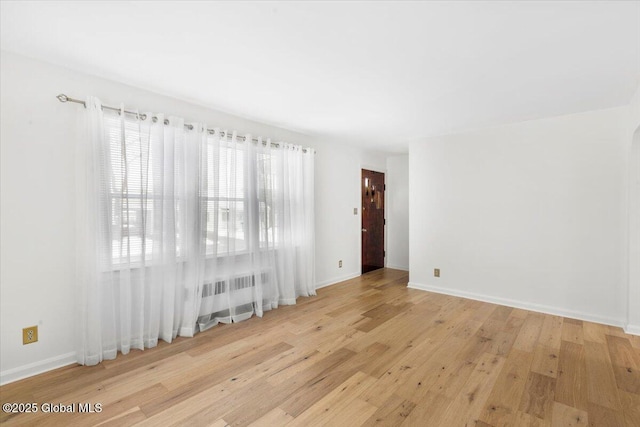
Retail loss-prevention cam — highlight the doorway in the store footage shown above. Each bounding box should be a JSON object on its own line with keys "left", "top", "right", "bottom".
{"left": 361, "top": 169, "right": 385, "bottom": 273}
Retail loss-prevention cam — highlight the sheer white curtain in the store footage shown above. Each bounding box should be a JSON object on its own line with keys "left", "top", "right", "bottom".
{"left": 196, "top": 133, "right": 316, "bottom": 330}
{"left": 76, "top": 97, "right": 315, "bottom": 365}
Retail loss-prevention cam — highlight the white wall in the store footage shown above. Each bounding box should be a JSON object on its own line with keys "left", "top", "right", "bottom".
{"left": 313, "top": 140, "right": 387, "bottom": 287}
{"left": 626, "top": 84, "right": 640, "bottom": 335}
{"left": 0, "top": 51, "right": 389, "bottom": 383}
{"left": 385, "top": 155, "right": 409, "bottom": 270}
{"left": 409, "top": 107, "right": 628, "bottom": 326}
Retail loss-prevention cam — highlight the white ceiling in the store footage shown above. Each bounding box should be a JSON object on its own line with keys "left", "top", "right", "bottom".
{"left": 1, "top": 1, "right": 639, "bottom": 153}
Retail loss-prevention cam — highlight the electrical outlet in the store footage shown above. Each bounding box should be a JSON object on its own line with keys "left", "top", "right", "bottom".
{"left": 23, "top": 326, "right": 38, "bottom": 345}
{"left": 434, "top": 268, "right": 440, "bottom": 278}
{"left": 339, "top": 260, "right": 343, "bottom": 268}
{"left": 353, "top": 208, "right": 358, "bottom": 215}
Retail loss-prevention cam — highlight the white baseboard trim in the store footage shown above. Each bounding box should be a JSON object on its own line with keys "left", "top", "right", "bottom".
{"left": 0, "top": 352, "right": 77, "bottom": 386}
{"left": 624, "top": 324, "right": 640, "bottom": 336}
{"left": 316, "top": 272, "right": 361, "bottom": 290}
{"left": 385, "top": 264, "right": 409, "bottom": 271}
{"left": 407, "top": 281, "right": 624, "bottom": 328}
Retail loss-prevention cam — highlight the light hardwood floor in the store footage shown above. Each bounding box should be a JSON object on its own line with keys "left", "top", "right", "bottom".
{"left": 1, "top": 268, "right": 639, "bottom": 426}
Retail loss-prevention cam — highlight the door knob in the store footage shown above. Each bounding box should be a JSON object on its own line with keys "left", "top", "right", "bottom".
{"left": 362, "top": 228, "right": 367, "bottom": 232}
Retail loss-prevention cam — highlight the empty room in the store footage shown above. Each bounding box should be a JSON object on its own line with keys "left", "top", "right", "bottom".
{"left": 1, "top": 1, "right": 639, "bottom": 426}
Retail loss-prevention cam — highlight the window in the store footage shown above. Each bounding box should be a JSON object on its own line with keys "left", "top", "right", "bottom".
{"left": 204, "top": 141, "right": 247, "bottom": 255}
{"left": 104, "top": 113, "right": 279, "bottom": 264}
{"left": 105, "top": 113, "right": 156, "bottom": 264}
{"left": 257, "top": 152, "right": 278, "bottom": 249}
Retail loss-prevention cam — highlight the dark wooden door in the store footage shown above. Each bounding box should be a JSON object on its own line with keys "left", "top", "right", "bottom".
{"left": 362, "top": 169, "right": 385, "bottom": 273}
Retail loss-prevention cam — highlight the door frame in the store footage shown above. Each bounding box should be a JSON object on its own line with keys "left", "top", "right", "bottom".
{"left": 626, "top": 126, "right": 640, "bottom": 334}
{"left": 360, "top": 165, "right": 387, "bottom": 274}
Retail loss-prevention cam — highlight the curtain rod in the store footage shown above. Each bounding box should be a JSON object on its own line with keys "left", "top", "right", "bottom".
{"left": 56, "top": 94, "right": 313, "bottom": 153}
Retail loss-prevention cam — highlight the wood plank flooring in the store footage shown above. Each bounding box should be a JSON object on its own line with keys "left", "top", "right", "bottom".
{"left": 1, "top": 268, "right": 639, "bottom": 426}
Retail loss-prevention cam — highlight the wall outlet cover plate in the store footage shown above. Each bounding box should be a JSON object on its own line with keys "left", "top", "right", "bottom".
{"left": 23, "top": 326, "right": 38, "bottom": 345}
